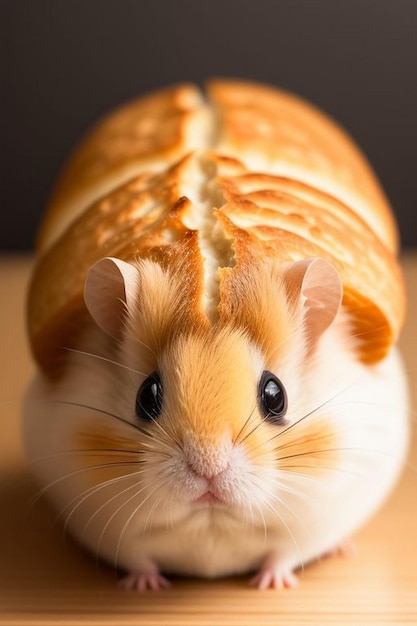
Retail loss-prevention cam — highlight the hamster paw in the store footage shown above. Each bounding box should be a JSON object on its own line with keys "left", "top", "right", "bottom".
{"left": 249, "top": 554, "right": 298, "bottom": 590}
{"left": 326, "top": 538, "right": 357, "bottom": 558}
{"left": 119, "top": 569, "right": 171, "bottom": 592}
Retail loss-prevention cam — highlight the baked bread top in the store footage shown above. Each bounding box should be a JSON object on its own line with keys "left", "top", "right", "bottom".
{"left": 28, "top": 79, "right": 405, "bottom": 370}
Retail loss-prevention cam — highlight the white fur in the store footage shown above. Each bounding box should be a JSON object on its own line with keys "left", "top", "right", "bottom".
{"left": 24, "top": 310, "right": 409, "bottom": 581}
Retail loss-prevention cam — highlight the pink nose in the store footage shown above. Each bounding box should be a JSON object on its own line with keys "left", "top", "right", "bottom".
{"left": 184, "top": 436, "right": 231, "bottom": 479}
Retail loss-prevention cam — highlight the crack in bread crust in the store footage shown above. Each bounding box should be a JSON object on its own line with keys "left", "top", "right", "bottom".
{"left": 179, "top": 154, "right": 235, "bottom": 322}
{"left": 28, "top": 80, "right": 406, "bottom": 370}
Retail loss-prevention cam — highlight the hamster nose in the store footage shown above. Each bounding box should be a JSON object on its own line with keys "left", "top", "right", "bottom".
{"left": 184, "top": 435, "right": 231, "bottom": 479}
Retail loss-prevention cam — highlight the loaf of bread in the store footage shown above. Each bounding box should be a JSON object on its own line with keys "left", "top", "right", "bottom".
{"left": 27, "top": 79, "right": 405, "bottom": 370}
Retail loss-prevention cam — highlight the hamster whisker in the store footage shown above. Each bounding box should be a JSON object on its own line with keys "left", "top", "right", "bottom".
{"left": 243, "top": 379, "right": 365, "bottom": 462}
{"left": 236, "top": 407, "right": 283, "bottom": 448}
{"left": 276, "top": 467, "right": 343, "bottom": 491}
{"left": 76, "top": 472, "right": 149, "bottom": 540}
{"left": 249, "top": 498, "right": 267, "bottom": 540}
{"left": 59, "top": 346, "right": 147, "bottom": 376}
{"left": 235, "top": 479, "right": 258, "bottom": 530}
{"left": 273, "top": 428, "right": 351, "bottom": 454}
{"left": 270, "top": 475, "right": 314, "bottom": 504}
{"left": 42, "top": 399, "right": 145, "bottom": 434}
{"left": 30, "top": 448, "right": 144, "bottom": 464}
{"left": 246, "top": 471, "right": 308, "bottom": 546}
{"left": 260, "top": 495, "right": 304, "bottom": 566}
{"left": 28, "top": 397, "right": 177, "bottom": 452}
{"left": 26, "top": 460, "right": 146, "bottom": 517}
{"left": 26, "top": 398, "right": 158, "bottom": 440}
{"left": 276, "top": 446, "right": 394, "bottom": 464}
{"left": 96, "top": 479, "right": 157, "bottom": 563}
{"left": 100, "top": 476, "right": 168, "bottom": 575}
{"left": 166, "top": 492, "right": 175, "bottom": 533}
{"left": 273, "top": 432, "right": 395, "bottom": 475}
{"left": 280, "top": 462, "right": 366, "bottom": 479}
{"left": 42, "top": 399, "right": 180, "bottom": 455}
{"left": 325, "top": 399, "right": 417, "bottom": 420}
{"left": 233, "top": 405, "right": 258, "bottom": 446}
{"left": 113, "top": 479, "right": 167, "bottom": 570}
{"left": 150, "top": 407, "right": 182, "bottom": 450}
{"left": 253, "top": 472, "right": 312, "bottom": 527}
{"left": 142, "top": 491, "right": 165, "bottom": 535}
{"left": 55, "top": 469, "right": 144, "bottom": 531}
{"left": 235, "top": 419, "right": 263, "bottom": 448}
{"left": 268, "top": 377, "right": 363, "bottom": 444}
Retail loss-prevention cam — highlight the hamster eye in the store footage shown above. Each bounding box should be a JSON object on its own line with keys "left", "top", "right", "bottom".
{"left": 258, "top": 370, "right": 287, "bottom": 423}
{"left": 135, "top": 373, "right": 163, "bottom": 421}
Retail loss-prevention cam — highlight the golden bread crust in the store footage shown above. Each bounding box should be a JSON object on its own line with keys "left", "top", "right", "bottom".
{"left": 28, "top": 80, "right": 406, "bottom": 370}
{"left": 37, "top": 84, "right": 208, "bottom": 252}
{"left": 207, "top": 79, "right": 398, "bottom": 252}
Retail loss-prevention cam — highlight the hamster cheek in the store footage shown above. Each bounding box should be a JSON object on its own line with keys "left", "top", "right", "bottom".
{"left": 255, "top": 415, "right": 346, "bottom": 539}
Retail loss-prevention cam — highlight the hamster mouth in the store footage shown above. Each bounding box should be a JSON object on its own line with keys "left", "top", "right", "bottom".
{"left": 193, "top": 491, "right": 225, "bottom": 506}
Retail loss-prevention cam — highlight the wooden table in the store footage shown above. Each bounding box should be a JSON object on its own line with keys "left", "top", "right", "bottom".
{"left": 0, "top": 254, "right": 416, "bottom": 626}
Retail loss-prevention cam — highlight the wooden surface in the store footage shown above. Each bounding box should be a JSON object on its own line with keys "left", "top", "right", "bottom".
{"left": 0, "top": 254, "right": 416, "bottom": 626}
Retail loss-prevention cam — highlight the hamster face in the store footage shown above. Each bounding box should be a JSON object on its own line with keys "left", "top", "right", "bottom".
{"left": 122, "top": 328, "right": 288, "bottom": 513}
{"left": 24, "top": 258, "right": 409, "bottom": 580}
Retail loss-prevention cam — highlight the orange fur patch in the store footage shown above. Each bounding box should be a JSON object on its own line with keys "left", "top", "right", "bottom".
{"left": 272, "top": 415, "right": 341, "bottom": 475}
{"left": 73, "top": 423, "right": 144, "bottom": 489}
{"left": 159, "top": 326, "right": 258, "bottom": 442}
{"left": 218, "top": 260, "right": 304, "bottom": 366}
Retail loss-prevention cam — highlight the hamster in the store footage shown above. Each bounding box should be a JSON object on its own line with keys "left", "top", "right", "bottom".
{"left": 24, "top": 80, "right": 409, "bottom": 590}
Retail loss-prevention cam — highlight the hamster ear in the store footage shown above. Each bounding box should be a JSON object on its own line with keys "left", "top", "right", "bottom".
{"left": 283, "top": 258, "right": 343, "bottom": 344}
{"left": 84, "top": 257, "right": 139, "bottom": 337}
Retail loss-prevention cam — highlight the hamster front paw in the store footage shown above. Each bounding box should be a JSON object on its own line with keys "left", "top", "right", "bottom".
{"left": 324, "top": 538, "right": 357, "bottom": 559}
{"left": 249, "top": 553, "right": 298, "bottom": 590}
{"left": 119, "top": 563, "right": 171, "bottom": 592}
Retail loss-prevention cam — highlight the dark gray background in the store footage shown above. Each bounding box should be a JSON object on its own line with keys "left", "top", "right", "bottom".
{"left": 2, "top": 0, "right": 417, "bottom": 250}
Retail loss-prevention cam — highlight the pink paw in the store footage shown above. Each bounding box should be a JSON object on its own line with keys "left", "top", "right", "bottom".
{"left": 249, "top": 554, "right": 298, "bottom": 590}
{"left": 326, "top": 538, "right": 357, "bottom": 559}
{"left": 119, "top": 570, "right": 171, "bottom": 592}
